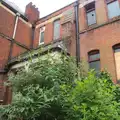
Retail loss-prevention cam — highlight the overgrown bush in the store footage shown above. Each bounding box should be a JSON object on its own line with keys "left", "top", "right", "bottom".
{"left": 0, "top": 53, "right": 120, "bottom": 120}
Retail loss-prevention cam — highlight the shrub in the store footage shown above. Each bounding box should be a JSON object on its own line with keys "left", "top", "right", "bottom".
{"left": 63, "top": 71, "right": 120, "bottom": 120}
{"left": 0, "top": 53, "right": 120, "bottom": 120}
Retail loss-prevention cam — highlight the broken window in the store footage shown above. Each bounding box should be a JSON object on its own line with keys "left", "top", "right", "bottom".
{"left": 85, "top": 2, "right": 96, "bottom": 26}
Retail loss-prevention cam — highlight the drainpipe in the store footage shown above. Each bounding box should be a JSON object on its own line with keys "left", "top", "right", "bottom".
{"left": 74, "top": 0, "right": 80, "bottom": 66}
{"left": 12, "top": 13, "right": 20, "bottom": 39}
{"left": 8, "top": 13, "right": 20, "bottom": 61}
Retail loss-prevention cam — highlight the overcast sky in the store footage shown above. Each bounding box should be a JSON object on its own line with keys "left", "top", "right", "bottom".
{"left": 8, "top": 0, "right": 76, "bottom": 18}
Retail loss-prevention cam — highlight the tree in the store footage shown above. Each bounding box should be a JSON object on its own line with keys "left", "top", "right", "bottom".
{"left": 0, "top": 53, "right": 120, "bottom": 120}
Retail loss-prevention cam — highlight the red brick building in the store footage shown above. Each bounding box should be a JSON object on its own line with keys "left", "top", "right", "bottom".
{"left": 79, "top": 0, "right": 120, "bottom": 83}
{"left": 34, "top": 0, "right": 120, "bottom": 83}
{"left": 0, "top": 0, "right": 120, "bottom": 104}
{"left": 0, "top": 0, "right": 39, "bottom": 104}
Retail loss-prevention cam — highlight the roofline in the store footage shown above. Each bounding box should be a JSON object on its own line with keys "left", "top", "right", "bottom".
{"left": 1, "top": 0, "right": 28, "bottom": 22}
{"left": 35, "top": 1, "right": 75, "bottom": 23}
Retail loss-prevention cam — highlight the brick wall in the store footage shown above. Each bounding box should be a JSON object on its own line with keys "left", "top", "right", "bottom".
{"left": 0, "top": 2, "right": 33, "bottom": 104}
{"left": 0, "top": 4, "right": 15, "bottom": 38}
{"left": 15, "top": 18, "right": 32, "bottom": 48}
{"left": 11, "top": 44, "right": 27, "bottom": 58}
{"left": 0, "top": 37, "right": 11, "bottom": 69}
{"left": 79, "top": 0, "right": 120, "bottom": 83}
{"left": 34, "top": 2, "right": 76, "bottom": 56}
{"left": 80, "top": 20, "right": 120, "bottom": 83}
{"left": 0, "top": 0, "right": 120, "bottom": 103}
{"left": 0, "top": 2, "right": 32, "bottom": 65}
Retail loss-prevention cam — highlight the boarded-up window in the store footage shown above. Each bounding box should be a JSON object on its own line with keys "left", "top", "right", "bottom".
{"left": 88, "top": 50, "right": 100, "bottom": 71}
{"left": 53, "top": 20, "right": 60, "bottom": 40}
{"left": 106, "top": 0, "right": 120, "bottom": 19}
{"left": 85, "top": 2, "right": 96, "bottom": 26}
{"left": 114, "top": 45, "right": 120, "bottom": 80}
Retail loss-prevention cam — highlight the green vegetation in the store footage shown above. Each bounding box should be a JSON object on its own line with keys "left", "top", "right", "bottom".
{"left": 0, "top": 53, "right": 120, "bottom": 120}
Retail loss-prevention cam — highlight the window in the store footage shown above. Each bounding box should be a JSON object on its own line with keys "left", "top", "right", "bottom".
{"left": 88, "top": 50, "right": 100, "bottom": 71}
{"left": 53, "top": 20, "right": 60, "bottom": 40}
{"left": 106, "top": 0, "right": 120, "bottom": 19}
{"left": 113, "top": 44, "right": 120, "bottom": 81}
{"left": 39, "top": 26, "right": 45, "bottom": 45}
{"left": 85, "top": 2, "right": 96, "bottom": 26}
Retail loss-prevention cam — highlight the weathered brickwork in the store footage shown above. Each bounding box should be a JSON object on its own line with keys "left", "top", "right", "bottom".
{"left": 80, "top": 21, "right": 120, "bottom": 83}
{"left": 34, "top": 2, "right": 76, "bottom": 55}
{"left": 79, "top": 0, "right": 120, "bottom": 83}
{"left": 0, "top": 37, "right": 11, "bottom": 69}
{"left": 0, "top": 0, "right": 120, "bottom": 103}
{"left": 0, "top": 4, "right": 15, "bottom": 37}
{"left": 15, "top": 18, "right": 32, "bottom": 48}
{"left": 0, "top": 1, "right": 39, "bottom": 104}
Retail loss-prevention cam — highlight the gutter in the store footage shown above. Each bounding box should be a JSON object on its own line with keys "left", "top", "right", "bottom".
{"left": 74, "top": 0, "right": 80, "bottom": 66}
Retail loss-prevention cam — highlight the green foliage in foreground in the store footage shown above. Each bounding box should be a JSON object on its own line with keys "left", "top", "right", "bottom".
{"left": 0, "top": 54, "right": 120, "bottom": 120}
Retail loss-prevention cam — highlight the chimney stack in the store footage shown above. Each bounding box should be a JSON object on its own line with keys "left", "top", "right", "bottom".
{"left": 25, "top": 2, "right": 40, "bottom": 23}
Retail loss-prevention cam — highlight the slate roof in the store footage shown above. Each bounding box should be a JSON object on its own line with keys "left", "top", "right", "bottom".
{"left": 1, "top": 0, "right": 28, "bottom": 21}
{"left": 3, "top": 0, "right": 24, "bottom": 15}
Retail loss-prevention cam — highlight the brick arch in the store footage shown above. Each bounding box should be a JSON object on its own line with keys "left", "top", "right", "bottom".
{"left": 112, "top": 43, "right": 120, "bottom": 49}
{"left": 88, "top": 49, "right": 100, "bottom": 55}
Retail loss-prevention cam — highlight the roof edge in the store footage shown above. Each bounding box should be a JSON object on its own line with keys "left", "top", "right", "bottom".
{"left": 1, "top": 0, "right": 28, "bottom": 22}
{"left": 35, "top": 1, "right": 75, "bottom": 23}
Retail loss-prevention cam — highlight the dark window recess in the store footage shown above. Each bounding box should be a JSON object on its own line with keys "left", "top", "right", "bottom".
{"left": 88, "top": 50, "right": 100, "bottom": 71}
{"left": 40, "top": 31, "right": 44, "bottom": 43}
{"left": 85, "top": 2, "right": 96, "bottom": 26}
{"left": 106, "top": 0, "right": 120, "bottom": 19}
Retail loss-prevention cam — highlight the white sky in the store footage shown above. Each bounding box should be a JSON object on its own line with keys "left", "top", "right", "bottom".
{"left": 8, "top": 0, "right": 76, "bottom": 18}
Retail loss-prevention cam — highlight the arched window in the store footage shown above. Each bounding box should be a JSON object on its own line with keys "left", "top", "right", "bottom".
{"left": 113, "top": 44, "right": 120, "bottom": 80}
{"left": 88, "top": 50, "right": 100, "bottom": 71}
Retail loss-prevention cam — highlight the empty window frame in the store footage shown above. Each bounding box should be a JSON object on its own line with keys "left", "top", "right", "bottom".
{"left": 88, "top": 50, "right": 100, "bottom": 71}
{"left": 106, "top": 0, "right": 120, "bottom": 19}
{"left": 85, "top": 2, "right": 96, "bottom": 26}
{"left": 39, "top": 26, "right": 45, "bottom": 45}
{"left": 113, "top": 44, "right": 120, "bottom": 81}
{"left": 53, "top": 19, "right": 60, "bottom": 40}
